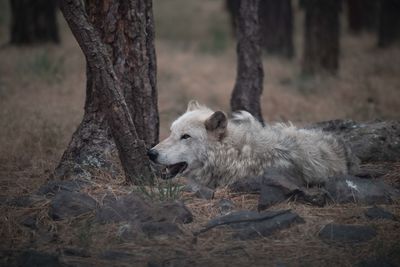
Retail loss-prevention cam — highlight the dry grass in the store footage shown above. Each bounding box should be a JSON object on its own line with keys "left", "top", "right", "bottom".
{"left": 1, "top": 0, "right": 400, "bottom": 266}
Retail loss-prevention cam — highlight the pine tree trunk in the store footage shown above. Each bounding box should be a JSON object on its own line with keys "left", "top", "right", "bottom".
{"left": 378, "top": 0, "right": 400, "bottom": 48}
{"left": 346, "top": 0, "right": 379, "bottom": 34}
{"left": 259, "top": 0, "right": 294, "bottom": 58}
{"left": 57, "top": 0, "right": 157, "bottom": 184}
{"left": 10, "top": 0, "right": 59, "bottom": 44}
{"left": 302, "top": 0, "right": 341, "bottom": 75}
{"left": 230, "top": 0, "right": 264, "bottom": 124}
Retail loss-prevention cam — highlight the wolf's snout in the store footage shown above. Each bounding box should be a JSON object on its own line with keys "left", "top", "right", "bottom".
{"left": 147, "top": 149, "right": 159, "bottom": 162}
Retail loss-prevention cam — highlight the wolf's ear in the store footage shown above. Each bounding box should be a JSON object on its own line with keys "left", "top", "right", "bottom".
{"left": 205, "top": 111, "right": 227, "bottom": 140}
{"left": 186, "top": 100, "right": 202, "bottom": 112}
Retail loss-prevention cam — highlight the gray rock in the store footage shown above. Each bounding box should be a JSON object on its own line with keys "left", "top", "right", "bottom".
{"left": 231, "top": 211, "right": 304, "bottom": 240}
{"left": 157, "top": 201, "right": 193, "bottom": 224}
{"left": 17, "top": 250, "right": 65, "bottom": 267}
{"left": 218, "top": 198, "right": 236, "bottom": 214}
{"left": 325, "top": 175, "right": 400, "bottom": 205}
{"left": 184, "top": 182, "right": 214, "bottom": 199}
{"left": 95, "top": 193, "right": 193, "bottom": 224}
{"left": 37, "top": 179, "right": 88, "bottom": 196}
{"left": 229, "top": 175, "right": 264, "bottom": 193}
{"left": 258, "top": 185, "right": 286, "bottom": 211}
{"left": 6, "top": 195, "right": 45, "bottom": 207}
{"left": 197, "top": 210, "right": 304, "bottom": 240}
{"left": 21, "top": 215, "right": 37, "bottom": 229}
{"left": 365, "top": 206, "right": 396, "bottom": 220}
{"left": 309, "top": 120, "right": 400, "bottom": 163}
{"left": 95, "top": 193, "right": 154, "bottom": 223}
{"left": 141, "top": 222, "right": 182, "bottom": 237}
{"left": 319, "top": 224, "right": 377, "bottom": 243}
{"left": 355, "top": 257, "right": 397, "bottom": 267}
{"left": 63, "top": 247, "right": 90, "bottom": 258}
{"left": 49, "top": 191, "right": 97, "bottom": 220}
{"left": 194, "top": 186, "right": 214, "bottom": 199}
{"left": 99, "top": 250, "right": 134, "bottom": 261}
{"left": 297, "top": 188, "right": 327, "bottom": 207}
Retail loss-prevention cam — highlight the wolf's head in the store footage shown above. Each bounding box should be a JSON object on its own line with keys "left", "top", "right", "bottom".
{"left": 148, "top": 100, "right": 227, "bottom": 180}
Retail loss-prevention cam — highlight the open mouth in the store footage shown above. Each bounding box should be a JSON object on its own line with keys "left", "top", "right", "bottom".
{"left": 161, "top": 162, "right": 188, "bottom": 180}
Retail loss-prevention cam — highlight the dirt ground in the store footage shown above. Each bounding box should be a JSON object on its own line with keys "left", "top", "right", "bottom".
{"left": 0, "top": 0, "right": 400, "bottom": 266}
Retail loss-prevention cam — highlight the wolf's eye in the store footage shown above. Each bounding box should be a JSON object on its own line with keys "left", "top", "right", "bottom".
{"left": 181, "top": 134, "right": 191, "bottom": 140}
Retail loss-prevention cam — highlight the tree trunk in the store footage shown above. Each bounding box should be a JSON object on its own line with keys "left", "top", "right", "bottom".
{"left": 346, "top": 0, "right": 379, "bottom": 34}
{"left": 58, "top": 0, "right": 155, "bottom": 184}
{"left": 302, "top": 0, "right": 341, "bottom": 75}
{"left": 230, "top": 0, "right": 264, "bottom": 124}
{"left": 10, "top": 0, "right": 59, "bottom": 44}
{"left": 378, "top": 0, "right": 400, "bottom": 48}
{"left": 226, "top": 0, "right": 294, "bottom": 58}
{"left": 225, "top": 0, "right": 240, "bottom": 36}
{"left": 259, "top": 0, "right": 294, "bottom": 58}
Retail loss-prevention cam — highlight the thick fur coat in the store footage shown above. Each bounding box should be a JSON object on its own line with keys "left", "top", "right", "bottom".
{"left": 150, "top": 101, "right": 354, "bottom": 188}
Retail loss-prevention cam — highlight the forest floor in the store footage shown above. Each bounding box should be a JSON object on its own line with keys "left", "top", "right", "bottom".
{"left": 1, "top": 0, "right": 400, "bottom": 266}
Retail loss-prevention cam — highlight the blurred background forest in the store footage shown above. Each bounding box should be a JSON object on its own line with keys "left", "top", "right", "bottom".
{"left": 0, "top": 0, "right": 400, "bottom": 193}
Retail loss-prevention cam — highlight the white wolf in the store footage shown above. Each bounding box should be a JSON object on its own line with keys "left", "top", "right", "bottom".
{"left": 148, "top": 101, "right": 353, "bottom": 188}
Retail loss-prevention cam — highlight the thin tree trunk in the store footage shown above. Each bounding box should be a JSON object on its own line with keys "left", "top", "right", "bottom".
{"left": 230, "top": 0, "right": 264, "bottom": 124}
{"left": 58, "top": 0, "right": 154, "bottom": 184}
{"left": 377, "top": 0, "right": 400, "bottom": 48}
{"left": 10, "top": 0, "right": 59, "bottom": 44}
{"left": 56, "top": 0, "right": 159, "bottom": 182}
{"left": 302, "top": 0, "right": 341, "bottom": 75}
{"left": 259, "top": 0, "right": 294, "bottom": 58}
{"left": 225, "top": 0, "right": 294, "bottom": 58}
{"left": 346, "top": 0, "right": 379, "bottom": 34}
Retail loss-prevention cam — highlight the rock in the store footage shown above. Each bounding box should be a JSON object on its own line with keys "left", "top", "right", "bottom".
{"left": 231, "top": 211, "right": 304, "bottom": 240}
{"left": 296, "top": 188, "right": 327, "bottom": 207}
{"left": 37, "top": 179, "right": 88, "bottom": 196}
{"left": 325, "top": 175, "right": 400, "bottom": 205}
{"left": 309, "top": 120, "right": 400, "bottom": 163}
{"left": 355, "top": 257, "right": 397, "bottom": 267}
{"left": 194, "top": 186, "right": 215, "bottom": 199}
{"left": 17, "top": 250, "right": 65, "bottom": 267}
{"left": 6, "top": 195, "right": 45, "bottom": 207}
{"left": 218, "top": 198, "right": 236, "bottom": 214}
{"left": 95, "top": 193, "right": 154, "bottom": 224}
{"left": 258, "top": 185, "right": 286, "bottom": 211}
{"left": 95, "top": 193, "right": 193, "bottom": 224}
{"left": 21, "top": 216, "right": 37, "bottom": 229}
{"left": 319, "top": 224, "right": 377, "bottom": 243}
{"left": 49, "top": 191, "right": 97, "bottom": 220}
{"left": 365, "top": 206, "right": 396, "bottom": 220}
{"left": 141, "top": 222, "right": 182, "bottom": 237}
{"left": 257, "top": 170, "right": 324, "bottom": 209}
{"left": 63, "top": 247, "right": 90, "bottom": 258}
{"left": 197, "top": 210, "right": 304, "bottom": 240}
{"left": 116, "top": 224, "right": 139, "bottom": 241}
{"left": 99, "top": 250, "right": 134, "bottom": 261}
{"left": 184, "top": 182, "right": 214, "bottom": 199}
{"left": 229, "top": 175, "right": 264, "bottom": 193}
{"left": 157, "top": 201, "right": 193, "bottom": 224}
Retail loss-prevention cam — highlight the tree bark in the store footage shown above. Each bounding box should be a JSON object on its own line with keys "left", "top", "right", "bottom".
{"left": 377, "top": 0, "right": 400, "bottom": 48}
{"left": 226, "top": 0, "right": 294, "bottom": 58}
{"left": 10, "top": 0, "right": 59, "bottom": 44}
{"left": 302, "top": 0, "right": 341, "bottom": 75}
{"left": 56, "top": 0, "right": 159, "bottom": 181}
{"left": 346, "top": 0, "right": 379, "bottom": 34}
{"left": 58, "top": 0, "right": 155, "bottom": 184}
{"left": 259, "top": 0, "right": 294, "bottom": 58}
{"left": 230, "top": 0, "right": 264, "bottom": 124}
{"left": 86, "top": 1, "right": 159, "bottom": 147}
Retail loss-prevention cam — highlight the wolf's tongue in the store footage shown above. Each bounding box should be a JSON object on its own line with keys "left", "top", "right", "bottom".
{"left": 161, "top": 162, "right": 187, "bottom": 180}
